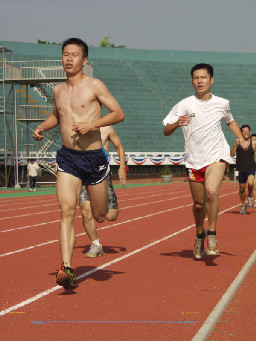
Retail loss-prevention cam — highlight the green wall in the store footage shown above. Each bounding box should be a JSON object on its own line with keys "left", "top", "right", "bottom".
{"left": 1, "top": 41, "right": 255, "bottom": 153}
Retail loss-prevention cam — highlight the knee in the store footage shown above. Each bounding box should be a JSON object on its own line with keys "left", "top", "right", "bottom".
{"left": 193, "top": 201, "right": 204, "bottom": 212}
{"left": 106, "top": 209, "right": 119, "bottom": 221}
{"left": 239, "top": 187, "right": 245, "bottom": 194}
{"left": 60, "top": 205, "right": 76, "bottom": 219}
{"left": 94, "top": 214, "right": 105, "bottom": 223}
{"left": 206, "top": 189, "right": 218, "bottom": 204}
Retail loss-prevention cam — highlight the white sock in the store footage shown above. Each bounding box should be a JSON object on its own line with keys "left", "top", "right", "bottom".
{"left": 92, "top": 239, "right": 100, "bottom": 246}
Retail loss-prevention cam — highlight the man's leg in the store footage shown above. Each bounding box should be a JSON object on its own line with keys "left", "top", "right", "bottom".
{"left": 80, "top": 200, "right": 99, "bottom": 241}
{"left": 204, "top": 162, "right": 226, "bottom": 256}
{"left": 239, "top": 183, "right": 246, "bottom": 206}
{"left": 29, "top": 176, "right": 33, "bottom": 191}
{"left": 56, "top": 172, "right": 82, "bottom": 268}
{"left": 247, "top": 174, "right": 255, "bottom": 207}
{"left": 189, "top": 180, "right": 206, "bottom": 259}
{"left": 86, "top": 178, "right": 108, "bottom": 223}
{"left": 204, "top": 162, "right": 225, "bottom": 231}
{"left": 79, "top": 199, "right": 104, "bottom": 258}
{"left": 106, "top": 174, "right": 119, "bottom": 221}
{"left": 189, "top": 181, "right": 206, "bottom": 235}
{"left": 253, "top": 176, "right": 256, "bottom": 207}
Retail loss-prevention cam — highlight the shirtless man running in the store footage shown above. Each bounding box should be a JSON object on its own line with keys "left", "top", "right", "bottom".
{"left": 33, "top": 38, "right": 124, "bottom": 288}
{"left": 79, "top": 125, "right": 126, "bottom": 257}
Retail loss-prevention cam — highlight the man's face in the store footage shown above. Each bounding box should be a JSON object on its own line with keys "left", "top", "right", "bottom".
{"left": 61, "top": 44, "right": 88, "bottom": 75}
{"left": 241, "top": 127, "right": 250, "bottom": 140}
{"left": 192, "top": 68, "right": 214, "bottom": 97}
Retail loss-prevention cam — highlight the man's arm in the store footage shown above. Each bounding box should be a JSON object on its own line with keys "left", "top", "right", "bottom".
{"left": 33, "top": 95, "right": 59, "bottom": 141}
{"left": 72, "top": 80, "right": 124, "bottom": 135}
{"left": 108, "top": 127, "right": 126, "bottom": 185}
{"left": 251, "top": 138, "right": 256, "bottom": 151}
{"left": 163, "top": 115, "right": 190, "bottom": 136}
{"left": 227, "top": 121, "right": 249, "bottom": 150}
{"left": 230, "top": 140, "right": 239, "bottom": 157}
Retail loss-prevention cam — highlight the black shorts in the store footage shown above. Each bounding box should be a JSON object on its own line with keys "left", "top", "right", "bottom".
{"left": 56, "top": 145, "right": 109, "bottom": 186}
{"left": 238, "top": 169, "right": 255, "bottom": 184}
{"left": 79, "top": 173, "right": 118, "bottom": 210}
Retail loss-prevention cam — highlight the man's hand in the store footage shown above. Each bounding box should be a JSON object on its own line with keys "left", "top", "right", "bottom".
{"left": 177, "top": 114, "right": 190, "bottom": 127}
{"left": 118, "top": 167, "right": 126, "bottom": 185}
{"left": 33, "top": 126, "right": 45, "bottom": 141}
{"left": 71, "top": 122, "right": 93, "bottom": 135}
{"left": 239, "top": 137, "right": 250, "bottom": 150}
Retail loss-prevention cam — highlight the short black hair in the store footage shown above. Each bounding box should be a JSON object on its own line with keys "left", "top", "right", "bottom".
{"left": 191, "top": 63, "right": 214, "bottom": 78}
{"left": 240, "top": 124, "right": 251, "bottom": 131}
{"left": 250, "top": 134, "right": 256, "bottom": 138}
{"left": 62, "top": 38, "right": 88, "bottom": 58}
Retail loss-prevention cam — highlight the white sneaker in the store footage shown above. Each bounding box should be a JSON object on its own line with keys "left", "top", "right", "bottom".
{"left": 28, "top": 188, "right": 32, "bottom": 192}
{"left": 33, "top": 188, "right": 36, "bottom": 192}
{"left": 247, "top": 197, "right": 253, "bottom": 207}
{"left": 85, "top": 244, "right": 103, "bottom": 258}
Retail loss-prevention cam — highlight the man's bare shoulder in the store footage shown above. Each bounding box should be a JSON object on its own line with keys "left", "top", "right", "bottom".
{"left": 85, "top": 77, "right": 106, "bottom": 89}
{"left": 53, "top": 82, "right": 66, "bottom": 94}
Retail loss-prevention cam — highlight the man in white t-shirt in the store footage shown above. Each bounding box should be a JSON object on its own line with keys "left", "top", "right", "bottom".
{"left": 27, "top": 159, "right": 39, "bottom": 191}
{"left": 163, "top": 63, "right": 248, "bottom": 260}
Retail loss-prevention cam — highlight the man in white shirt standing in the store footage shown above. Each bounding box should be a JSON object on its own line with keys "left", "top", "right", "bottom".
{"left": 27, "top": 159, "right": 39, "bottom": 191}
{"left": 163, "top": 63, "right": 248, "bottom": 260}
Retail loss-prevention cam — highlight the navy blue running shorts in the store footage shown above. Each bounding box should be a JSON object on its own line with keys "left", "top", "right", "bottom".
{"left": 56, "top": 145, "right": 110, "bottom": 186}
{"left": 238, "top": 169, "right": 255, "bottom": 184}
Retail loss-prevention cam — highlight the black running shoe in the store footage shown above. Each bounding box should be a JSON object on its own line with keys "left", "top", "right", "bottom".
{"left": 56, "top": 265, "right": 76, "bottom": 289}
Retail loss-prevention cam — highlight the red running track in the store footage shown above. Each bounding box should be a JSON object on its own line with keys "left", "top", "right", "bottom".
{"left": 0, "top": 183, "right": 255, "bottom": 341}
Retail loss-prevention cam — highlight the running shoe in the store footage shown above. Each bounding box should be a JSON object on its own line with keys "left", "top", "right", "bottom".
{"left": 56, "top": 265, "right": 76, "bottom": 289}
{"left": 206, "top": 235, "right": 219, "bottom": 256}
{"left": 240, "top": 205, "right": 247, "bottom": 214}
{"left": 247, "top": 197, "right": 253, "bottom": 207}
{"left": 28, "top": 188, "right": 32, "bottom": 192}
{"left": 85, "top": 244, "right": 103, "bottom": 258}
{"left": 33, "top": 188, "right": 36, "bottom": 192}
{"left": 193, "top": 230, "right": 206, "bottom": 260}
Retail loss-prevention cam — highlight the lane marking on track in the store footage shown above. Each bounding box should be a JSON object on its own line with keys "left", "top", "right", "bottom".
{"left": 0, "top": 193, "right": 192, "bottom": 233}
{"left": 192, "top": 249, "right": 256, "bottom": 341}
{"left": 0, "top": 203, "right": 193, "bottom": 257}
{"left": 30, "top": 320, "right": 199, "bottom": 324}
{"left": 0, "top": 191, "right": 239, "bottom": 255}
{"left": 0, "top": 190, "right": 237, "bottom": 233}
{"left": 0, "top": 202, "right": 242, "bottom": 316}
{"left": 0, "top": 183, "right": 233, "bottom": 212}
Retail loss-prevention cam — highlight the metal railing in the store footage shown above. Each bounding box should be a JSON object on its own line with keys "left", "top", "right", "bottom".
{"left": 4, "top": 60, "right": 93, "bottom": 80}
{"left": 17, "top": 105, "right": 53, "bottom": 120}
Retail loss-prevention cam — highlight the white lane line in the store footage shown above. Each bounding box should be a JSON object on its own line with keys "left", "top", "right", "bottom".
{"left": 0, "top": 204, "right": 193, "bottom": 257}
{"left": 0, "top": 223, "right": 196, "bottom": 316}
{"left": 0, "top": 209, "right": 60, "bottom": 221}
{"left": 1, "top": 202, "right": 59, "bottom": 212}
{"left": 0, "top": 194, "right": 192, "bottom": 233}
{"left": 0, "top": 189, "right": 237, "bottom": 233}
{"left": 192, "top": 249, "right": 256, "bottom": 341}
{"left": 0, "top": 201, "right": 245, "bottom": 317}
{"left": 0, "top": 200, "right": 240, "bottom": 258}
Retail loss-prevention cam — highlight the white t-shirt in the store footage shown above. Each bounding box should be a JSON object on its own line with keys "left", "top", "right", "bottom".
{"left": 163, "top": 95, "right": 234, "bottom": 169}
{"left": 27, "top": 162, "right": 39, "bottom": 176}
